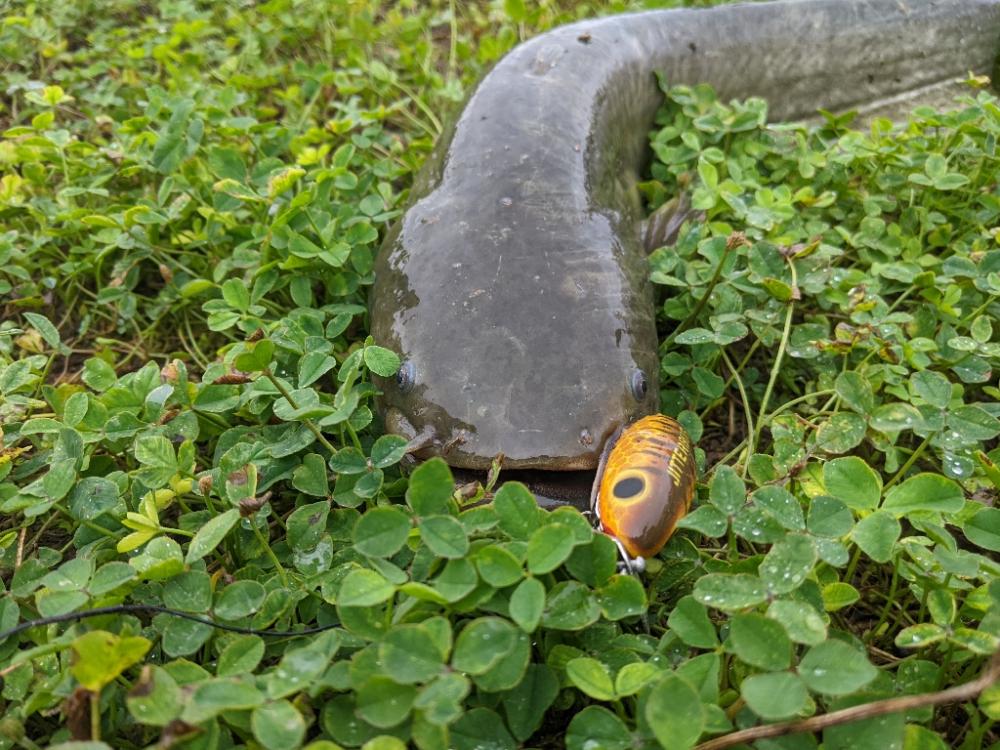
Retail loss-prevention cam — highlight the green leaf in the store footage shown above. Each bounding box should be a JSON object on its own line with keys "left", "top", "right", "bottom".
{"left": 82, "top": 358, "right": 117, "bottom": 391}
{"left": 71, "top": 631, "right": 152, "bottom": 691}
{"left": 217, "top": 636, "right": 265, "bottom": 676}
{"left": 182, "top": 678, "right": 265, "bottom": 723}
{"left": 759, "top": 533, "right": 816, "bottom": 595}
{"left": 89, "top": 562, "right": 136, "bottom": 596}
{"left": 363, "top": 346, "right": 401, "bottom": 377}
{"left": 415, "top": 673, "right": 469, "bottom": 726}
{"left": 693, "top": 573, "right": 767, "bottom": 611}
{"left": 645, "top": 674, "right": 705, "bottom": 750}
{"left": 798, "top": 641, "right": 877, "bottom": 695}
{"left": 895, "top": 623, "right": 947, "bottom": 649}
{"left": 215, "top": 580, "right": 266, "bottom": 620}
{"left": 509, "top": 577, "right": 545, "bottom": 633}
{"left": 130, "top": 537, "right": 185, "bottom": 580}
{"left": 816, "top": 412, "right": 867, "bottom": 454}
{"left": 419, "top": 515, "right": 469, "bottom": 558}
{"left": 881, "top": 473, "right": 964, "bottom": 516}
{"left": 297, "top": 352, "right": 337, "bottom": 388}
{"left": 474, "top": 545, "right": 523, "bottom": 587}
{"left": 185, "top": 509, "right": 239, "bottom": 563}
{"left": 564, "top": 533, "right": 618, "bottom": 586}
{"left": 822, "top": 582, "right": 860, "bottom": 611}
{"left": 220, "top": 278, "right": 251, "bottom": 312}
{"left": 451, "top": 708, "right": 515, "bottom": 750}
{"left": 741, "top": 672, "right": 809, "bottom": 720}
{"left": 766, "top": 599, "right": 827, "bottom": 646}
{"left": 354, "top": 506, "right": 411, "bottom": 558}
{"left": 126, "top": 666, "right": 182, "bottom": 726}
{"left": 233, "top": 339, "right": 274, "bottom": 372}
{"left": 824, "top": 705, "right": 904, "bottom": 750}
{"left": 597, "top": 574, "right": 647, "bottom": 620}
{"left": 835, "top": 371, "right": 875, "bottom": 413}
{"left": 494, "top": 482, "right": 540, "bottom": 540}
{"left": 824, "top": 457, "right": 881, "bottom": 511}
{"left": 502, "top": 665, "right": 559, "bottom": 741}
{"left": 566, "top": 706, "right": 632, "bottom": 750}
{"left": 948, "top": 628, "right": 999, "bottom": 655}
{"left": 451, "top": 617, "right": 517, "bottom": 675}
{"left": 338, "top": 569, "right": 395, "bottom": 607}
{"left": 406, "top": 458, "right": 454, "bottom": 516}
{"left": 807, "top": 495, "right": 853, "bottom": 537}
{"left": 709, "top": 465, "right": 746, "bottom": 514}
{"left": 668, "top": 595, "right": 719, "bottom": 648}
{"left": 677, "top": 505, "right": 729, "bottom": 537}
{"left": 964, "top": 507, "right": 1000, "bottom": 552}
{"left": 380, "top": 625, "right": 445, "bottom": 684}
{"left": 371, "top": 434, "right": 408, "bottom": 469}
{"left": 526, "top": 523, "right": 576, "bottom": 574}
{"left": 286, "top": 501, "right": 330, "bottom": 551}
{"left": 566, "top": 657, "right": 616, "bottom": 701}
{"left": 910, "top": 370, "right": 951, "bottom": 409}
{"left": 292, "top": 453, "right": 330, "bottom": 497}
{"left": 252, "top": 700, "right": 306, "bottom": 750}
{"left": 432, "top": 558, "right": 478, "bottom": 603}
{"left": 979, "top": 680, "right": 1000, "bottom": 720}
{"left": 541, "top": 581, "right": 600, "bottom": 631}
{"left": 207, "top": 146, "right": 246, "bottom": 181}
{"left": 851, "top": 511, "right": 900, "bottom": 562}
{"left": 948, "top": 406, "right": 1000, "bottom": 441}
{"left": 133, "top": 435, "right": 178, "bottom": 489}
{"left": 615, "top": 662, "right": 661, "bottom": 697}
{"left": 355, "top": 677, "right": 416, "bottom": 729}
{"left": 870, "top": 402, "right": 923, "bottom": 433}
{"left": 23, "top": 312, "right": 62, "bottom": 350}
{"left": 728, "top": 613, "right": 792, "bottom": 670}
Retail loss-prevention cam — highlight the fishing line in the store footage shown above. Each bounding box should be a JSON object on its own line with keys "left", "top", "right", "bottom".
{"left": 0, "top": 604, "right": 339, "bottom": 642}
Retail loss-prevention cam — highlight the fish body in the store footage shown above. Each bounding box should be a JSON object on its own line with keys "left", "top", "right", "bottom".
{"left": 370, "top": 0, "right": 1000, "bottom": 477}
{"left": 594, "top": 415, "right": 697, "bottom": 561}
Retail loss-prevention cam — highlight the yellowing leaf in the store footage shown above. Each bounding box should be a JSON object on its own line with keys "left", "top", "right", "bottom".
{"left": 71, "top": 630, "right": 151, "bottom": 691}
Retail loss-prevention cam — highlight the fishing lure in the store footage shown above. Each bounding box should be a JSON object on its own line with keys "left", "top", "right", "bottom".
{"left": 592, "top": 414, "right": 697, "bottom": 572}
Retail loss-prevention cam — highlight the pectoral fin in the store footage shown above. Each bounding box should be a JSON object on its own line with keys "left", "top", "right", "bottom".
{"left": 642, "top": 192, "right": 698, "bottom": 253}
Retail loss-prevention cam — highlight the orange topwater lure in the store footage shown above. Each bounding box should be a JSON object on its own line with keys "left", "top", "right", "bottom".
{"left": 592, "top": 414, "right": 697, "bottom": 569}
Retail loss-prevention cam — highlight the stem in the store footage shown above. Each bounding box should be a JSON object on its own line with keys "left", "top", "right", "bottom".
{"left": 251, "top": 519, "right": 288, "bottom": 587}
{"left": 720, "top": 349, "right": 755, "bottom": 479}
{"left": 160, "top": 526, "right": 195, "bottom": 538}
{"left": 448, "top": 0, "right": 458, "bottom": 80}
{"left": 844, "top": 546, "right": 862, "bottom": 584}
{"left": 90, "top": 689, "right": 101, "bottom": 741}
{"left": 885, "top": 434, "right": 933, "bottom": 489}
{"left": 263, "top": 369, "right": 338, "bottom": 455}
{"left": 765, "top": 389, "right": 836, "bottom": 424}
{"left": 53, "top": 504, "right": 116, "bottom": 539}
{"left": 695, "top": 653, "right": 1000, "bottom": 750}
{"left": 865, "top": 563, "right": 899, "bottom": 645}
{"left": 749, "top": 260, "right": 797, "bottom": 458}
{"left": 661, "top": 244, "right": 734, "bottom": 351}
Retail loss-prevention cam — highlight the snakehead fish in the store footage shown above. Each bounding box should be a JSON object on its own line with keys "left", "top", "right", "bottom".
{"left": 369, "top": 0, "right": 1000, "bottom": 507}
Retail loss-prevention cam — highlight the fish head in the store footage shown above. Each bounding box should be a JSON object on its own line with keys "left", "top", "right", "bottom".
{"left": 370, "top": 188, "right": 660, "bottom": 479}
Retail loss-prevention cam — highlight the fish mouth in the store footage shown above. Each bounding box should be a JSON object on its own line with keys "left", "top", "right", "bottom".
{"left": 450, "top": 467, "right": 598, "bottom": 511}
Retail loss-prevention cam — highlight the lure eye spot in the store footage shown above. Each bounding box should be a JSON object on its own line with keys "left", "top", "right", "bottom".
{"left": 613, "top": 475, "right": 645, "bottom": 499}
{"left": 629, "top": 370, "right": 648, "bottom": 401}
{"left": 396, "top": 361, "right": 416, "bottom": 394}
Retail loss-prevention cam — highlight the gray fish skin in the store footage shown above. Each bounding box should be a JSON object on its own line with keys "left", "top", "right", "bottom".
{"left": 370, "top": 0, "right": 1000, "bottom": 472}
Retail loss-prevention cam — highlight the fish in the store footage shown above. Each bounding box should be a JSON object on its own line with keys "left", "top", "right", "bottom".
{"left": 369, "top": 0, "right": 1000, "bottom": 503}
{"left": 592, "top": 414, "right": 697, "bottom": 567}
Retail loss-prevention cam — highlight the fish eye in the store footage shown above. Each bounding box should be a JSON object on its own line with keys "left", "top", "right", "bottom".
{"left": 396, "top": 361, "right": 416, "bottom": 394}
{"left": 629, "top": 369, "right": 648, "bottom": 401}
